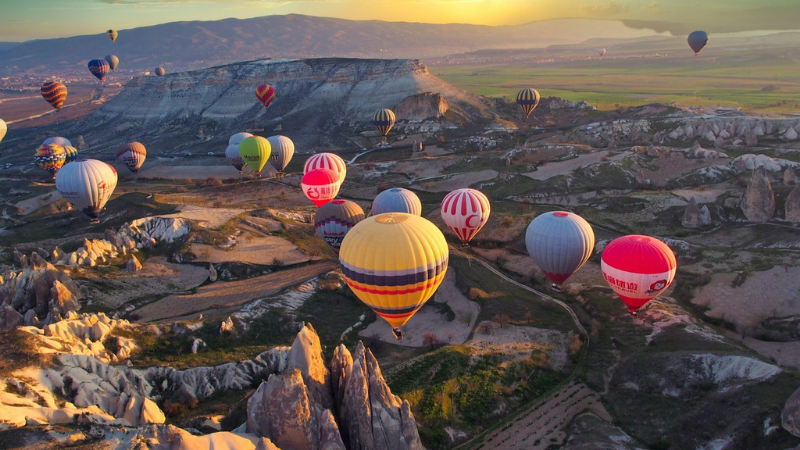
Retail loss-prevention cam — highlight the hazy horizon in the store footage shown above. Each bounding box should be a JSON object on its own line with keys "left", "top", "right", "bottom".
{"left": 2, "top": 0, "right": 800, "bottom": 42}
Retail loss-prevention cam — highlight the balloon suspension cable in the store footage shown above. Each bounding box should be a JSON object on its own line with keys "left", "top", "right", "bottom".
{"left": 391, "top": 327, "right": 404, "bottom": 340}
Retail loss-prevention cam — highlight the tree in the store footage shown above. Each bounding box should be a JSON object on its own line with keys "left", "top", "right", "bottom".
{"left": 422, "top": 332, "right": 440, "bottom": 349}
{"left": 493, "top": 314, "right": 510, "bottom": 328}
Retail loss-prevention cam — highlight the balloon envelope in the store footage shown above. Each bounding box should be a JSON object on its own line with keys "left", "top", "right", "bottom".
{"left": 525, "top": 211, "right": 595, "bottom": 285}
{"left": 56, "top": 160, "right": 118, "bottom": 219}
{"left": 63, "top": 146, "right": 79, "bottom": 164}
{"left": 371, "top": 188, "right": 421, "bottom": 216}
{"left": 598, "top": 48, "right": 606, "bottom": 56}
{"left": 340, "top": 213, "right": 449, "bottom": 333}
{"left": 371, "top": 109, "right": 396, "bottom": 137}
{"left": 34, "top": 143, "right": 66, "bottom": 178}
{"left": 154, "top": 67, "right": 165, "bottom": 76}
{"left": 688, "top": 31, "right": 709, "bottom": 54}
{"left": 43, "top": 137, "right": 72, "bottom": 147}
{"left": 0, "top": 119, "right": 6, "bottom": 145}
{"left": 41, "top": 82, "right": 67, "bottom": 110}
{"left": 255, "top": 84, "right": 276, "bottom": 109}
{"left": 304, "top": 153, "right": 346, "bottom": 186}
{"left": 267, "top": 135, "right": 295, "bottom": 172}
{"left": 104, "top": 55, "right": 119, "bottom": 71}
{"left": 238, "top": 136, "right": 271, "bottom": 175}
{"left": 117, "top": 142, "right": 147, "bottom": 173}
{"left": 88, "top": 59, "right": 110, "bottom": 82}
{"left": 228, "top": 132, "right": 253, "bottom": 146}
{"left": 302, "top": 169, "right": 340, "bottom": 207}
{"left": 601, "top": 235, "right": 677, "bottom": 314}
{"left": 516, "top": 88, "right": 540, "bottom": 118}
{"left": 314, "top": 199, "right": 365, "bottom": 251}
{"left": 441, "top": 188, "right": 491, "bottom": 245}
{"left": 107, "top": 29, "right": 118, "bottom": 42}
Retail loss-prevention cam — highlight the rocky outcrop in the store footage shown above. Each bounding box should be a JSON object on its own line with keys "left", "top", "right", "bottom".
{"left": 682, "top": 198, "right": 712, "bottom": 228}
{"left": 127, "top": 255, "right": 143, "bottom": 272}
{"left": 785, "top": 168, "right": 797, "bottom": 185}
{"left": 785, "top": 185, "right": 800, "bottom": 224}
{"left": 783, "top": 386, "right": 800, "bottom": 438}
{"left": 393, "top": 92, "right": 448, "bottom": 121}
{"left": 54, "top": 217, "right": 190, "bottom": 267}
{"left": 685, "top": 141, "right": 727, "bottom": 159}
{"left": 0, "top": 254, "right": 82, "bottom": 328}
{"left": 91, "top": 59, "right": 495, "bottom": 150}
{"left": 209, "top": 263, "right": 218, "bottom": 282}
{"left": 245, "top": 325, "right": 421, "bottom": 450}
{"left": 731, "top": 154, "right": 800, "bottom": 173}
{"left": 741, "top": 167, "right": 775, "bottom": 223}
{"left": 331, "top": 343, "right": 423, "bottom": 450}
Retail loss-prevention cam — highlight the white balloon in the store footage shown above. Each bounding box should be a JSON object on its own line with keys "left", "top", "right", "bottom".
{"left": 56, "top": 159, "right": 118, "bottom": 219}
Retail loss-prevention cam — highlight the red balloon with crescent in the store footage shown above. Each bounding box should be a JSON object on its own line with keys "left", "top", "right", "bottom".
{"left": 600, "top": 235, "right": 677, "bottom": 315}
{"left": 440, "top": 188, "right": 491, "bottom": 246}
{"left": 255, "top": 84, "right": 276, "bottom": 109}
{"left": 301, "top": 168, "right": 341, "bottom": 207}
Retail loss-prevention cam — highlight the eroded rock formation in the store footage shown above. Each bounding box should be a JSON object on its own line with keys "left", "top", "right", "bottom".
{"left": 682, "top": 198, "right": 712, "bottom": 228}
{"left": 741, "top": 167, "right": 775, "bottom": 223}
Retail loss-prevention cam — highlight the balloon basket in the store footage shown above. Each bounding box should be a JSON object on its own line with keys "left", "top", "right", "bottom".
{"left": 391, "top": 327, "right": 404, "bottom": 340}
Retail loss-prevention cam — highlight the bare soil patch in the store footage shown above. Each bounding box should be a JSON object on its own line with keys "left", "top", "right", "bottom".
{"left": 158, "top": 204, "right": 245, "bottom": 228}
{"left": 190, "top": 235, "right": 310, "bottom": 266}
{"left": 14, "top": 191, "right": 62, "bottom": 216}
{"left": 413, "top": 169, "right": 498, "bottom": 192}
{"left": 132, "top": 261, "right": 337, "bottom": 322}
{"left": 523, "top": 151, "right": 627, "bottom": 181}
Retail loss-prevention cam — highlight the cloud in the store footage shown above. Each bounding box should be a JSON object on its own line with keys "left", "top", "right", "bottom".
{"left": 579, "top": 1, "right": 630, "bottom": 17}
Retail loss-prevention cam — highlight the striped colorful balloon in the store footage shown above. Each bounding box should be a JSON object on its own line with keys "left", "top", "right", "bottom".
{"left": 516, "top": 88, "right": 541, "bottom": 118}
{"left": 441, "top": 188, "right": 491, "bottom": 246}
{"left": 88, "top": 59, "right": 110, "bottom": 82}
{"left": 371, "top": 108, "right": 396, "bottom": 137}
{"left": 41, "top": 82, "right": 67, "bottom": 110}
{"left": 314, "top": 199, "right": 365, "bottom": 251}
{"left": 117, "top": 142, "right": 147, "bottom": 173}
{"left": 34, "top": 143, "right": 67, "bottom": 178}
{"left": 340, "top": 213, "right": 449, "bottom": 339}
{"left": 304, "top": 153, "right": 346, "bottom": 186}
{"left": 63, "top": 146, "right": 79, "bottom": 164}
{"left": 255, "top": 84, "right": 276, "bottom": 109}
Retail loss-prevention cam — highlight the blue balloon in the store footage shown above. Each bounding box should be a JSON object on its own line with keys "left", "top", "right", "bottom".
{"left": 370, "top": 188, "right": 422, "bottom": 216}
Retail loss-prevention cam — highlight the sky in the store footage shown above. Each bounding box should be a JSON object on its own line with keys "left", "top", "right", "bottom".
{"left": 1, "top": 0, "right": 799, "bottom": 42}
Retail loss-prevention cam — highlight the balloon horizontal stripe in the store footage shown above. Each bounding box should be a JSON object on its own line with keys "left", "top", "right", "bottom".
{"left": 345, "top": 274, "right": 445, "bottom": 295}
{"left": 341, "top": 257, "right": 447, "bottom": 287}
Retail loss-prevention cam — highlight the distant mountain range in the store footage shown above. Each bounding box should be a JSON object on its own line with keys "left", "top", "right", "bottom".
{"left": 0, "top": 14, "right": 662, "bottom": 76}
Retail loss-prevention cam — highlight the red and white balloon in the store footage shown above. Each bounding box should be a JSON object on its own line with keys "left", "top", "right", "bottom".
{"left": 440, "top": 188, "right": 491, "bottom": 246}
{"left": 302, "top": 168, "right": 341, "bottom": 207}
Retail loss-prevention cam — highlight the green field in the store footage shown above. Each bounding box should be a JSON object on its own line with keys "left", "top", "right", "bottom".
{"left": 430, "top": 49, "right": 800, "bottom": 113}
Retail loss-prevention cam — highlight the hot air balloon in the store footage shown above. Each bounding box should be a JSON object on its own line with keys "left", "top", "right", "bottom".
{"left": 43, "top": 137, "right": 71, "bottom": 147}
{"left": 441, "top": 188, "right": 491, "bottom": 247}
{"left": 255, "top": 84, "right": 275, "bottom": 109}
{"left": 371, "top": 109, "right": 396, "bottom": 138}
{"left": 525, "top": 211, "right": 595, "bottom": 287}
{"left": 117, "top": 142, "right": 147, "bottom": 173}
{"left": 225, "top": 132, "right": 253, "bottom": 174}
{"left": 340, "top": 213, "right": 449, "bottom": 339}
{"left": 63, "top": 146, "right": 79, "bottom": 164}
{"left": 267, "top": 135, "right": 294, "bottom": 173}
{"left": 107, "top": 29, "right": 118, "bottom": 42}
{"left": 88, "top": 59, "right": 110, "bottom": 83}
{"left": 0, "top": 119, "right": 6, "bottom": 145}
{"left": 105, "top": 55, "right": 119, "bottom": 71}
{"left": 516, "top": 88, "right": 540, "bottom": 119}
{"left": 601, "top": 235, "right": 677, "bottom": 315}
{"left": 41, "top": 82, "right": 67, "bottom": 110}
{"left": 154, "top": 67, "right": 166, "bottom": 76}
{"left": 229, "top": 132, "right": 253, "bottom": 146}
{"left": 304, "top": 153, "right": 346, "bottom": 186}
{"left": 56, "top": 159, "right": 118, "bottom": 221}
{"left": 302, "top": 169, "right": 340, "bottom": 207}
{"left": 238, "top": 136, "right": 271, "bottom": 175}
{"left": 688, "top": 31, "right": 709, "bottom": 55}
{"left": 598, "top": 48, "right": 606, "bottom": 57}
{"left": 314, "top": 199, "right": 365, "bottom": 251}
{"left": 34, "top": 143, "right": 66, "bottom": 178}
{"left": 370, "top": 188, "right": 421, "bottom": 216}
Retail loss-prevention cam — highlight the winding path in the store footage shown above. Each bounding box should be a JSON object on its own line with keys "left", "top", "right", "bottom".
{"left": 449, "top": 246, "right": 587, "bottom": 336}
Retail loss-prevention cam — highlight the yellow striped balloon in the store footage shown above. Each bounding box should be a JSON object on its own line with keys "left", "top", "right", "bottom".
{"left": 516, "top": 88, "right": 541, "bottom": 118}
{"left": 339, "top": 213, "right": 448, "bottom": 339}
{"left": 371, "top": 108, "right": 396, "bottom": 137}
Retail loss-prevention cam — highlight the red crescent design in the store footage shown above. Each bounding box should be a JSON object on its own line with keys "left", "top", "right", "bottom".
{"left": 465, "top": 214, "right": 479, "bottom": 228}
